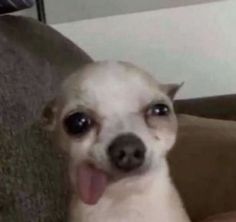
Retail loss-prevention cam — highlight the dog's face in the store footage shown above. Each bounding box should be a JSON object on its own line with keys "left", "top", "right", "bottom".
{"left": 42, "top": 61, "right": 181, "bottom": 205}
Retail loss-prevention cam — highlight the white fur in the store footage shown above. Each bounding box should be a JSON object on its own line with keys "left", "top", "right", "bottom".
{"left": 44, "top": 61, "right": 190, "bottom": 222}
{"left": 70, "top": 160, "right": 189, "bottom": 222}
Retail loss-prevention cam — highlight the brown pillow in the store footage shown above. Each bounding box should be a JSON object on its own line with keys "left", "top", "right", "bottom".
{"left": 168, "top": 114, "right": 236, "bottom": 222}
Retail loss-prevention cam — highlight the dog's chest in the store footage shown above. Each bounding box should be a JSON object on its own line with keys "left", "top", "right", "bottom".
{"left": 78, "top": 197, "right": 167, "bottom": 222}
{"left": 71, "top": 184, "right": 189, "bottom": 222}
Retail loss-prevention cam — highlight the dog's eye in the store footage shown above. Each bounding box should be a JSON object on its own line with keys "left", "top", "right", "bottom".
{"left": 64, "top": 112, "right": 94, "bottom": 136}
{"left": 146, "top": 103, "right": 170, "bottom": 116}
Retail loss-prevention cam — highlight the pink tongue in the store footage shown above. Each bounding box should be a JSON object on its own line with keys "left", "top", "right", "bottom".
{"left": 77, "top": 163, "right": 108, "bottom": 205}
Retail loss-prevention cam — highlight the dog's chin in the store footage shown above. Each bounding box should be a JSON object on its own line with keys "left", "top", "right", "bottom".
{"left": 74, "top": 160, "right": 152, "bottom": 206}
{"left": 109, "top": 162, "right": 152, "bottom": 182}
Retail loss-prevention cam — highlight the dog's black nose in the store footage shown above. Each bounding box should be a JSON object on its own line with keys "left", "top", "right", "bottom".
{"left": 107, "top": 133, "right": 146, "bottom": 172}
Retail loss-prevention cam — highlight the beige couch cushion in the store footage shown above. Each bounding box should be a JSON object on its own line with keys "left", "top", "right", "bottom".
{"left": 168, "top": 115, "right": 236, "bottom": 222}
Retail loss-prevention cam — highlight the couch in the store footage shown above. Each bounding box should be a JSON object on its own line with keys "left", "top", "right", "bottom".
{"left": 0, "top": 15, "right": 235, "bottom": 222}
{"left": 0, "top": 0, "right": 35, "bottom": 14}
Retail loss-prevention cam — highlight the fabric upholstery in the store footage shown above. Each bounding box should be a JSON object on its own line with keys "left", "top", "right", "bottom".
{"left": 0, "top": 15, "right": 92, "bottom": 222}
{"left": 169, "top": 115, "right": 236, "bottom": 221}
{"left": 175, "top": 94, "right": 236, "bottom": 121}
{"left": 202, "top": 212, "right": 236, "bottom": 222}
{"left": 0, "top": 124, "right": 69, "bottom": 222}
{"left": 0, "top": 15, "right": 92, "bottom": 139}
{"left": 0, "top": 0, "right": 35, "bottom": 14}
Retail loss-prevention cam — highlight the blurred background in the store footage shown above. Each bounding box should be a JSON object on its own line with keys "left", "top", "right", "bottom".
{"left": 16, "top": 0, "right": 236, "bottom": 99}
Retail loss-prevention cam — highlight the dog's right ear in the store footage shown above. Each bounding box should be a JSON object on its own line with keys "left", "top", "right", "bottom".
{"left": 160, "top": 82, "right": 184, "bottom": 100}
{"left": 41, "top": 99, "right": 57, "bottom": 131}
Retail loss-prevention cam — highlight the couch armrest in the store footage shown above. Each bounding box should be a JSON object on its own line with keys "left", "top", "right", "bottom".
{"left": 174, "top": 94, "right": 236, "bottom": 121}
{"left": 0, "top": 15, "right": 93, "bottom": 138}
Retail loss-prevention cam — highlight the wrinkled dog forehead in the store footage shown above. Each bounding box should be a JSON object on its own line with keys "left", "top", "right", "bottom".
{"left": 61, "top": 61, "right": 171, "bottom": 116}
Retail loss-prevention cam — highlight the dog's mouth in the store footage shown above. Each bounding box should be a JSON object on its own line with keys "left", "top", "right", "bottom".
{"left": 76, "top": 163, "right": 109, "bottom": 205}
{"left": 75, "top": 160, "right": 151, "bottom": 205}
{"left": 75, "top": 152, "right": 151, "bottom": 205}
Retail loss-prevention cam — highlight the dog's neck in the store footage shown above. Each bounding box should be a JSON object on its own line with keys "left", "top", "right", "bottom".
{"left": 69, "top": 159, "right": 189, "bottom": 222}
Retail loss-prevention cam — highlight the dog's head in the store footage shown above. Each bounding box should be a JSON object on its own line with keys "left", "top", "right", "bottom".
{"left": 42, "top": 61, "right": 181, "bottom": 205}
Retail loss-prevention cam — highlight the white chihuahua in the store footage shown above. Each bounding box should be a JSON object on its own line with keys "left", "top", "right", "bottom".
{"left": 42, "top": 61, "right": 190, "bottom": 222}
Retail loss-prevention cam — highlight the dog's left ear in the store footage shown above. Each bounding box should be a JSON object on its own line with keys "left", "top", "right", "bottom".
{"left": 160, "top": 82, "right": 184, "bottom": 100}
{"left": 41, "top": 99, "right": 58, "bottom": 131}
